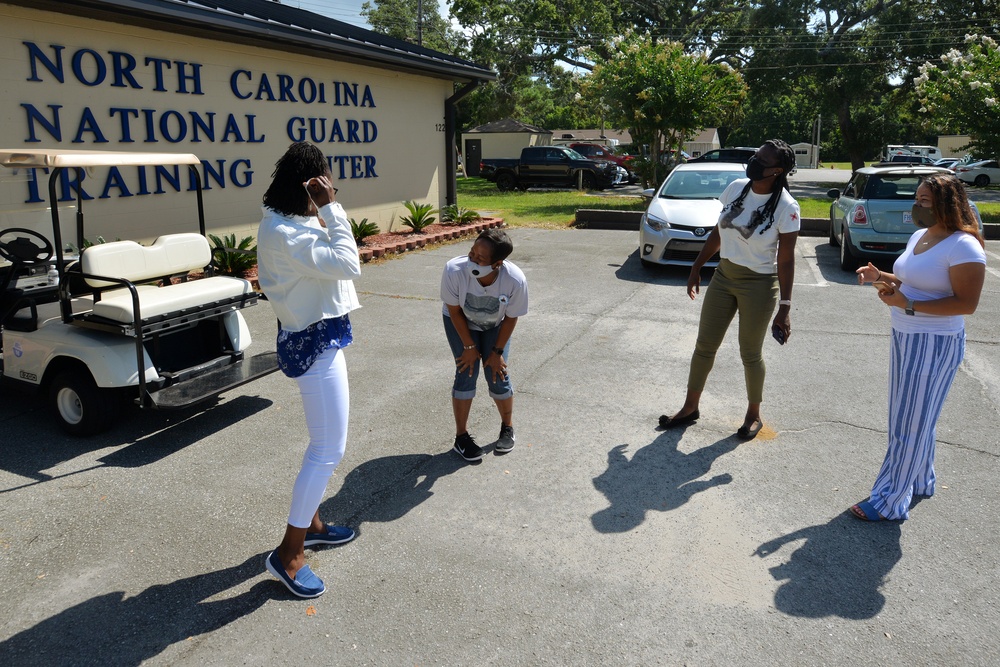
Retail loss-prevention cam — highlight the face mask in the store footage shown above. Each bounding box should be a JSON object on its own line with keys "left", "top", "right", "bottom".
{"left": 911, "top": 204, "right": 936, "bottom": 228}
{"left": 468, "top": 260, "right": 496, "bottom": 278}
{"left": 746, "top": 156, "right": 770, "bottom": 182}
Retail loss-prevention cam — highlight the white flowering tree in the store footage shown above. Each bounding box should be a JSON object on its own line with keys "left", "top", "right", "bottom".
{"left": 915, "top": 34, "right": 1000, "bottom": 159}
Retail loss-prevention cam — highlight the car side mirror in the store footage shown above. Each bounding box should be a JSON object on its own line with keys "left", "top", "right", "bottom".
{"left": 642, "top": 188, "right": 655, "bottom": 199}
{"left": 827, "top": 188, "right": 841, "bottom": 199}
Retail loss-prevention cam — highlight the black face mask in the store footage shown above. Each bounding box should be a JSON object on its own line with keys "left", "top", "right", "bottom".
{"left": 746, "top": 156, "right": 771, "bottom": 182}
{"left": 911, "top": 204, "right": 937, "bottom": 228}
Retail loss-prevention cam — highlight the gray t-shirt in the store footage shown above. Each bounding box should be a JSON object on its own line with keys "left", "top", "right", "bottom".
{"left": 441, "top": 256, "right": 529, "bottom": 330}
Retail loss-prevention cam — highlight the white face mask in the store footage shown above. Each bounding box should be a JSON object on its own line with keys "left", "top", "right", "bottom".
{"left": 468, "top": 260, "right": 496, "bottom": 278}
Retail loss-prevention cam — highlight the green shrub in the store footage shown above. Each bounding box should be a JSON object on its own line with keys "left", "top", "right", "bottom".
{"left": 208, "top": 233, "right": 257, "bottom": 276}
{"left": 350, "top": 217, "right": 381, "bottom": 244}
{"left": 399, "top": 200, "right": 437, "bottom": 233}
{"left": 440, "top": 204, "right": 482, "bottom": 225}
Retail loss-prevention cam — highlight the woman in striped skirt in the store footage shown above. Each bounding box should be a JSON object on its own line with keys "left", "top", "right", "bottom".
{"left": 852, "top": 172, "right": 986, "bottom": 521}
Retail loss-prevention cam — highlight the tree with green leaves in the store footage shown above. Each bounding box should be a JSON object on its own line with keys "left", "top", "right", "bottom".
{"left": 361, "top": 0, "right": 466, "bottom": 55}
{"left": 586, "top": 33, "right": 747, "bottom": 185}
{"left": 915, "top": 34, "right": 1000, "bottom": 160}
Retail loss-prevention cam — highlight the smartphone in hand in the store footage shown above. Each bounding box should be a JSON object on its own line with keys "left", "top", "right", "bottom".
{"left": 771, "top": 324, "right": 786, "bottom": 345}
{"left": 873, "top": 280, "right": 894, "bottom": 296}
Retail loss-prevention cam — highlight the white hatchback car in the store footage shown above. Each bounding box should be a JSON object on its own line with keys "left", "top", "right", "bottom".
{"left": 638, "top": 162, "right": 748, "bottom": 268}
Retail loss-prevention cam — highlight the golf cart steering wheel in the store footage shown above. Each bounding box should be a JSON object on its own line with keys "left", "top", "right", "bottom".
{"left": 0, "top": 227, "right": 55, "bottom": 265}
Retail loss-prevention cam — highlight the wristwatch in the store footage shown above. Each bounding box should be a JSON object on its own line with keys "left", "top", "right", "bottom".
{"left": 492, "top": 347, "right": 504, "bottom": 356}
{"left": 905, "top": 298, "right": 915, "bottom": 316}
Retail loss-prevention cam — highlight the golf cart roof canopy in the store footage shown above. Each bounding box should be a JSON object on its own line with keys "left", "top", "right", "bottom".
{"left": 0, "top": 149, "right": 201, "bottom": 169}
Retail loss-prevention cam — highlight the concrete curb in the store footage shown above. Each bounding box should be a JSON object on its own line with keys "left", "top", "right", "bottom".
{"left": 574, "top": 209, "right": 1000, "bottom": 239}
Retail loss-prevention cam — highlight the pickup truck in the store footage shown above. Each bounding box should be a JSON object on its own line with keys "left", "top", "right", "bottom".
{"left": 479, "top": 146, "right": 624, "bottom": 192}
{"left": 568, "top": 143, "right": 637, "bottom": 183}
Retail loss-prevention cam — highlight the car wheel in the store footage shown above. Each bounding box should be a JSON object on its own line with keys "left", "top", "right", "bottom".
{"left": 581, "top": 172, "right": 597, "bottom": 190}
{"left": 839, "top": 227, "right": 860, "bottom": 271}
{"left": 49, "top": 369, "right": 116, "bottom": 436}
{"left": 974, "top": 174, "right": 990, "bottom": 187}
{"left": 496, "top": 173, "right": 517, "bottom": 192}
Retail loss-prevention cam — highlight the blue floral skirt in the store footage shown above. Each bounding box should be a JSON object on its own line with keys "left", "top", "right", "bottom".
{"left": 276, "top": 314, "right": 353, "bottom": 378}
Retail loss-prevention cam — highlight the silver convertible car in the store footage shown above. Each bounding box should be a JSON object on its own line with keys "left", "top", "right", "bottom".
{"left": 827, "top": 165, "right": 983, "bottom": 271}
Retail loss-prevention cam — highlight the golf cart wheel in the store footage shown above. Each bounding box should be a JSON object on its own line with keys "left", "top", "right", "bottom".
{"left": 49, "top": 369, "right": 115, "bottom": 436}
{"left": 974, "top": 174, "right": 989, "bottom": 187}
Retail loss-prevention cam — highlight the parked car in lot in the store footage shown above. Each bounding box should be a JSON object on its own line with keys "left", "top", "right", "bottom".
{"left": 827, "top": 164, "right": 983, "bottom": 271}
{"left": 883, "top": 154, "right": 938, "bottom": 166}
{"left": 568, "top": 142, "right": 637, "bottom": 183}
{"left": 687, "top": 148, "right": 756, "bottom": 164}
{"left": 479, "top": 145, "right": 624, "bottom": 192}
{"left": 953, "top": 159, "right": 1000, "bottom": 187}
{"left": 934, "top": 157, "right": 960, "bottom": 169}
{"left": 638, "top": 162, "right": 748, "bottom": 268}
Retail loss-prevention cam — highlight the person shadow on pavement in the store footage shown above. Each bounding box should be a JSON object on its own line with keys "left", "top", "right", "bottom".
{"left": 591, "top": 432, "right": 739, "bottom": 533}
{"left": 319, "top": 452, "right": 466, "bottom": 530}
{"left": 754, "top": 514, "right": 903, "bottom": 619}
{"left": 0, "top": 553, "right": 271, "bottom": 667}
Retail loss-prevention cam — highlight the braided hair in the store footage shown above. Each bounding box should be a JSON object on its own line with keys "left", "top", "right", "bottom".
{"left": 262, "top": 142, "right": 329, "bottom": 217}
{"left": 725, "top": 139, "right": 796, "bottom": 235}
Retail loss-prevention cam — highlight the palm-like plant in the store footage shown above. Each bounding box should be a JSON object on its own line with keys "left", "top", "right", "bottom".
{"left": 440, "top": 204, "right": 482, "bottom": 226}
{"left": 350, "top": 217, "right": 381, "bottom": 245}
{"left": 399, "top": 200, "right": 437, "bottom": 233}
{"left": 208, "top": 233, "right": 257, "bottom": 276}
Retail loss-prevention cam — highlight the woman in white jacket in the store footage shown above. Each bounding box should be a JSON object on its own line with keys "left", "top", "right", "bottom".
{"left": 257, "top": 142, "right": 362, "bottom": 598}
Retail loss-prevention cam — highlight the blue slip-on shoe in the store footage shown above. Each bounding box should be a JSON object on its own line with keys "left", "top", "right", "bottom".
{"left": 848, "top": 500, "right": 885, "bottom": 522}
{"left": 265, "top": 550, "right": 326, "bottom": 598}
{"left": 303, "top": 524, "right": 356, "bottom": 547}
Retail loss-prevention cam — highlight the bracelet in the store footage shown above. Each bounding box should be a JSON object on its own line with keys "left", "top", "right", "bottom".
{"left": 875, "top": 268, "right": 882, "bottom": 281}
{"left": 463, "top": 344, "right": 476, "bottom": 351}
{"left": 778, "top": 299, "right": 791, "bottom": 306}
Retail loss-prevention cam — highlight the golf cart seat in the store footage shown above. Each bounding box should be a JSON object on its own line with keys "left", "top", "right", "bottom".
{"left": 75, "top": 233, "right": 256, "bottom": 331}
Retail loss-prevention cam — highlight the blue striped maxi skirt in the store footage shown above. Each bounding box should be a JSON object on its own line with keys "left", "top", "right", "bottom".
{"left": 869, "top": 328, "right": 965, "bottom": 520}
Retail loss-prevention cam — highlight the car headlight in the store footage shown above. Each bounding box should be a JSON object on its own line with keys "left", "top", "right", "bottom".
{"left": 644, "top": 212, "right": 668, "bottom": 231}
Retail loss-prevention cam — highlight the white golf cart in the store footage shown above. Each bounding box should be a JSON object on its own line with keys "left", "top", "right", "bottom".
{"left": 0, "top": 149, "right": 277, "bottom": 435}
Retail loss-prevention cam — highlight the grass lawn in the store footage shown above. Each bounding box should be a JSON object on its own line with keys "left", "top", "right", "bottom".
{"left": 456, "top": 177, "right": 645, "bottom": 228}
{"left": 457, "top": 177, "right": 1000, "bottom": 226}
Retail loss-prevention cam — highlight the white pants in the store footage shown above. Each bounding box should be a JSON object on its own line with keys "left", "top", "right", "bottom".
{"left": 288, "top": 346, "right": 349, "bottom": 528}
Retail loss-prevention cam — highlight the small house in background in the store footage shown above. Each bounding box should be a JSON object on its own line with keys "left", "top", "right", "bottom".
{"left": 550, "top": 129, "right": 633, "bottom": 148}
{"left": 684, "top": 129, "right": 721, "bottom": 158}
{"left": 462, "top": 119, "right": 551, "bottom": 176}
{"left": 937, "top": 135, "right": 973, "bottom": 158}
{"left": 791, "top": 142, "right": 821, "bottom": 168}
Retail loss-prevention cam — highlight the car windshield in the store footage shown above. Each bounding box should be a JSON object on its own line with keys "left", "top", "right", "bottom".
{"left": 563, "top": 148, "right": 587, "bottom": 160}
{"left": 863, "top": 174, "right": 923, "bottom": 199}
{"left": 659, "top": 170, "right": 744, "bottom": 199}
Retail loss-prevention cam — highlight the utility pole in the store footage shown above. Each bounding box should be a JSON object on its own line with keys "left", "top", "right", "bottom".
{"left": 417, "top": 0, "right": 423, "bottom": 47}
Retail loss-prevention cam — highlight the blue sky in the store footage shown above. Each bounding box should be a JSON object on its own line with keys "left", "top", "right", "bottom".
{"left": 280, "top": 0, "right": 452, "bottom": 29}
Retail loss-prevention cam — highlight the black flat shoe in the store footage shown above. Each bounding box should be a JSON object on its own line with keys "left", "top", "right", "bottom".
{"left": 737, "top": 418, "right": 763, "bottom": 440}
{"left": 658, "top": 410, "right": 700, "bottom": 429}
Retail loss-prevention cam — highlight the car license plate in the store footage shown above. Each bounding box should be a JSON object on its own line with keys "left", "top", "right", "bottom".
{"left": 902, "top": 211, "right": 913, "bottom": 225}
{"left": 669, "top": 241, "right": 705, "bottom": 251}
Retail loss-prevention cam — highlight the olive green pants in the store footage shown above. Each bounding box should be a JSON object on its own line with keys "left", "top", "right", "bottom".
{"left": 687, "top": 259, "right": 779, "bottom": 403}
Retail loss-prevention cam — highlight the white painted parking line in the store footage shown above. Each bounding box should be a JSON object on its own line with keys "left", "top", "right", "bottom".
{"left": 796, "top": 239, "right": 829, "bottom": 287}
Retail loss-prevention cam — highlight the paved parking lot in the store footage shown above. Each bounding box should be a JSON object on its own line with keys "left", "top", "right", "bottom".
{"left": 2, "top": 229, "right": 999, "bottom": 665}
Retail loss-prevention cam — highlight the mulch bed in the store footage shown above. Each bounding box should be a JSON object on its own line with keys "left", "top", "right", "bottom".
{"left": 356, "top": 217, "right": 504, "bottom": 263}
